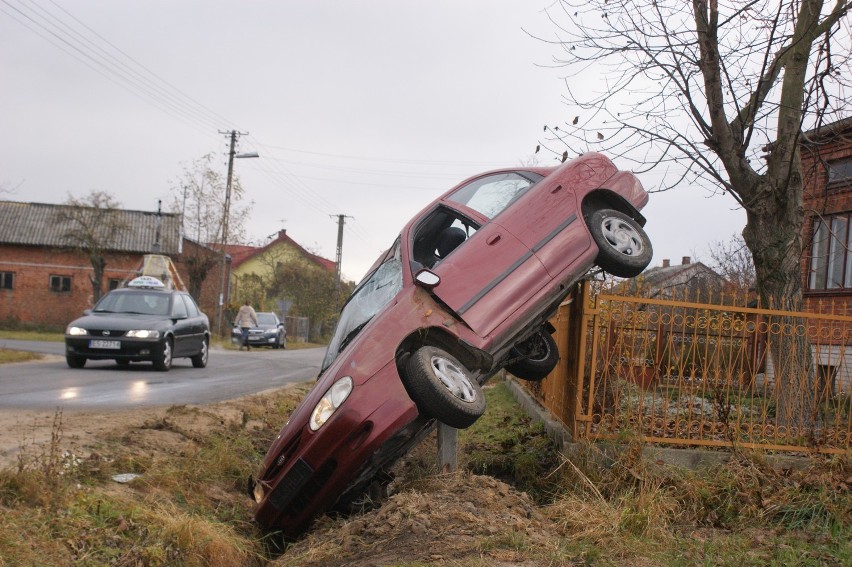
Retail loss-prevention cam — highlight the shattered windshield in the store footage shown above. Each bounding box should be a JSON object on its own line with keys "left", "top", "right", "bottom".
{"left": 321, "top": 238, "right": 403, "bottom": 372}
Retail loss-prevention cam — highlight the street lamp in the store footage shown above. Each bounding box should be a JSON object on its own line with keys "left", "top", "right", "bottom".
{"left": 216, "top": 130, "right": 258, "bottom": 337}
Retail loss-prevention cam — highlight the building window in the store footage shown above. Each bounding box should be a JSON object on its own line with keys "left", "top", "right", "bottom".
{"left": 49, "top": 275, "right": 72, "bottom": 293}
{"left": 809, "top": 214, "right": 852, "bottom": 290}
{"left": 108, "top": 278, "right": 122, "bottom": 291}
{"left": 0, "top": 272, "right": 12, "bottom": 290}
{"left": 827, "top": 157, "right": 852, "bottom": 185}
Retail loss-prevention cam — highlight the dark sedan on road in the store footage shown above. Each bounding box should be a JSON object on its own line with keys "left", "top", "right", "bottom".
{"left": 231, "top": 312, "right": 287, "bottom": 349}
{"left": 250, "top": 152, "right": 652, "bottom": 539}
{"left": 65, "top": 276, "right": 210, "bottom": 371}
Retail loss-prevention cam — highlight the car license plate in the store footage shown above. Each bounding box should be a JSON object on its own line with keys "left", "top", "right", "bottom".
{"left": 89, "top": 339, "right": 121, "bottom": 349}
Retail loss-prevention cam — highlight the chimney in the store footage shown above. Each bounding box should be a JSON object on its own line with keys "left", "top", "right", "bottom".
{"left": 682, "top": 256, "right": 691, "bottom": 265}
{"left": 662, "top": 259, "right": 670, "bottom": 268}
{"left": 278, "top": 229, "right": 287, "bottom": 239}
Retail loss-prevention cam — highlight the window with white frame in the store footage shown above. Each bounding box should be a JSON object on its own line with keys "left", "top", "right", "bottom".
{"left": 809, "top": 214, "right": 852, "bottom": 290}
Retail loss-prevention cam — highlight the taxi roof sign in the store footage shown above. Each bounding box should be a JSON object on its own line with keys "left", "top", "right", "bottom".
{"left": 127, "top": 276, "right": 166, "bottom": 289}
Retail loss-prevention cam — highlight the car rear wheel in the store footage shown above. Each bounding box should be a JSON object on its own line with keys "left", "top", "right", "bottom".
{"left": 588, "top": 209, "right": 652, "bottom": 278}
{"left": 66, "top": 354, "right": 86, "bottom": 369}
{"left": 402, "top": 346, "right": 485, "bottom": 429}
{"left": 153, "top": 338, "right": 173, "bottom": 372}
{"left": 506, "top": 328, "right": 559, "bottom": 381}
{"left": 191, "top": 337, "right": 209, "bottom": 368}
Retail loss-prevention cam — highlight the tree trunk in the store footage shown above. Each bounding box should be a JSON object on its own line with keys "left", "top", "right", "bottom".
{"left": 741, "top": 176, "right": 817, "bottom": 434}
{"left": 90, "top": 256, "right": 106, "bottom": 303}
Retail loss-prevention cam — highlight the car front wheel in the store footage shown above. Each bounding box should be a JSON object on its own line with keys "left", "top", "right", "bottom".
{"left": 402, "top": 346, "right": 485, "bottom": 429}
{"left": 588, "top": 209, "right": 652, "bottom": 278}
{"left": 66, "top": 354, "right": 86, "bottom": 369}
{"left": 191, "top": 337, "right": 209, "bottom": 368}
{"left": 153, "top": 338, "right": 173, "bottom": 372}
{"left": 506, "top": 328, "right": 559, "bottom": 381}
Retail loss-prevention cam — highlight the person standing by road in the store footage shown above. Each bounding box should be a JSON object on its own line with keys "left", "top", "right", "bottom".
{"left": 235, "top": 300, "right": 259, "bottom": 351}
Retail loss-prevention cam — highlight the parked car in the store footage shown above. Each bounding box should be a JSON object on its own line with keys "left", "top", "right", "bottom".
{"left": 231, "top": 312, "right": 287, "bottom": 349}
{"left": 249, "top": 152, "right": 652, "bottom": 539}
{"left": 65, "top": 276, "right": 210, "bottom": 371}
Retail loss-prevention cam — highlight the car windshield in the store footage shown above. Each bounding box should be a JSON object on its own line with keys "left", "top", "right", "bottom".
{"left": 321, "top": 238, "right": 403, "bottom": 372}
{"left": 257, "top": 313, "right": 277, "bottom": 326}
{"left": 447, "top": 171, "right": 543, "bottom": 219}
{"left": 94, "top": 291, "right": 170, "bottom": 316}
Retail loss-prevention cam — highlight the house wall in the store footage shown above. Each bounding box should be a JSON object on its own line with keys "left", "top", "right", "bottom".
{"left": 801, "top": 124, "right": 852, "bottom": 315}
{"left": 0, "top": 244, "right": 141, "bottom": 328}
{"left": 0, "top": 241, "right": 221, "bottom": 329}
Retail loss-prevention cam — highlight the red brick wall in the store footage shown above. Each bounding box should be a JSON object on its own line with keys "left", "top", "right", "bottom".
{"left": 800, "top": 125, "right": 852, "bottom": 314}
{"left": 0, "top": 241, "right": 221, "bottom": 330}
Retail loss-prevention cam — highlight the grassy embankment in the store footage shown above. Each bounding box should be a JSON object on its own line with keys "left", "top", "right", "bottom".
{"left": 0, "top": 376, "right": 849, "bottom": 566}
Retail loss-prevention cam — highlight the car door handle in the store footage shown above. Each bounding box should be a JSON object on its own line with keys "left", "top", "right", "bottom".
{"left": 486, "top": 234, "right": 502, "bottom": 245}
{"left": 550, "top": 184, "right": 563, "bottom": 194}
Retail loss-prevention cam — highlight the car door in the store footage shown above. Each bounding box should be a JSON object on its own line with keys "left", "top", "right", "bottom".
{"left": 410, "top": 194, "right": 550, "bottom": 339}
{"left": 169, "top": 292, "right": 192, "bottom": 355}
{"left": 489, "top": 159, "right": 610, "bottom": 278}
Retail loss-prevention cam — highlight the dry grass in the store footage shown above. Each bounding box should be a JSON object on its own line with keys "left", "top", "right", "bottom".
{"left": 0, "top": 380, "right": 849, "bottom": 566}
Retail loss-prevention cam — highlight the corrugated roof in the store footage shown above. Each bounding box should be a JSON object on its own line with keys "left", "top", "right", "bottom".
{"left": 0, "top": 200, "right": 182, "bottom": 254}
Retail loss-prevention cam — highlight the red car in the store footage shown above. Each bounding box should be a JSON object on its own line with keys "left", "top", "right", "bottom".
{"left": 250, "top": 152, "right": 651, "bottom": 538}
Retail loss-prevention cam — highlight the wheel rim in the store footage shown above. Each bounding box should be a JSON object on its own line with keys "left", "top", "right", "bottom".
{"left": 601, "top": 217, "right": 644, "bottom": 256}
{"left": 200, "top": 340, "right": 208, "bottom": 364}
{"left": 163, "top": 340, "right": 173, "bottom": 366}
{"left": 430, "top": 356, "right": 476, "bottom": 403}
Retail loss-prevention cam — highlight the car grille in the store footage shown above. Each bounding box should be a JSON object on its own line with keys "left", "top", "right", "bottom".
{"left": 268, "top": 458, "right": 314, "bottom": 510}
{"left": 89, "top": 329, "right": 128, "bottom": 337}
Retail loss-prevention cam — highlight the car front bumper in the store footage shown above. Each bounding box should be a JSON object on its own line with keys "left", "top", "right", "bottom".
{"left": 65, "top": 337, "right": 163, "bottom": 361}
{"left": 251, "top": 362, "right": 420, "bottom": 537}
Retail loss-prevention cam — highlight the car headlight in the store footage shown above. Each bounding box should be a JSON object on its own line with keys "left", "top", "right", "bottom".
{"left": 126, "top": 330, "right": 160, "bottom": 339}
{"left": 66, "top": 326, "right": 88, "bottom": 336}
{"left": 309, "top": 376, "right": 353, "bottom": 431}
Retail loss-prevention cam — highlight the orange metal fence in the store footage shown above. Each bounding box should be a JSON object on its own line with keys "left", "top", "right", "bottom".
{"left": 521, "top": 282, "right": 852, "bottom": 455}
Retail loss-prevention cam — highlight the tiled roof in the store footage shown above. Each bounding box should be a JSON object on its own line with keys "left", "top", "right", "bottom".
{"left": 213, "top": 230, "right": 336, "bottom": 273}
{"left": 0, "top": 200, "right": 182, "bottom": 255}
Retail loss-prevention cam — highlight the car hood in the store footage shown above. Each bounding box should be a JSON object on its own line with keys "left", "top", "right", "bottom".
{"left": 68, "top": 312, "right": 175, "bottom": 331}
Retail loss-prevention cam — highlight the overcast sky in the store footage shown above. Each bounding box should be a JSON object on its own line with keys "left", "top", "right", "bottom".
{"left": 1, "top": 0, "right": 746, "bottom": 282}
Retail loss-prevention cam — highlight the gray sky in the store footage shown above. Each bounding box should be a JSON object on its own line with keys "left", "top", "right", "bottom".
{"left": 1, "top": 0, "right": 745, "bottom": 282}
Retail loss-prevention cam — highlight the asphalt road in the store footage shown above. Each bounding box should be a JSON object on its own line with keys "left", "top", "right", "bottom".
{"left": 0, "top": 339, "right": 325, "bottom": 409}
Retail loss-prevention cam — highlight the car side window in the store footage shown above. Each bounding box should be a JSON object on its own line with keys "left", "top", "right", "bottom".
{"left": 447, "top": 172, "right": 542, "bottom": 219}
{"left": 172, "top": 294, "right": 188, "bottom": 318}
{"left": 412, "top": 207, "right": 479, "bottom": 269}
{"left": 182, "top": 294, "right": 200, "bottom": 317}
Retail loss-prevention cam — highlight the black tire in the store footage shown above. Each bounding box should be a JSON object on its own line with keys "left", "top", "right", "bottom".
{"left": 273, "top": 333, "right": 282, "bottom": 349}
{"left": 191, "top": 337, "right": 209, "bottom": 368}
{"left": 588, "top": 209, "right": 652, "bottom": 278}
{"left": 153, "top": 337, "right": 173, "bottom": 372}
{"left": 66, "top": 354, "right": 86, "bottom": 369}
{"left": 402, "top": 346, "right": 485, "bottom": 429}
{"left": 506, "top": 329, "right": 559, "bottom": 381}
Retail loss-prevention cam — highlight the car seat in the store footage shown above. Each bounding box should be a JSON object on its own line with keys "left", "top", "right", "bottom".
{"left": 435, "top": 226, "right": 466, "bottom": 259}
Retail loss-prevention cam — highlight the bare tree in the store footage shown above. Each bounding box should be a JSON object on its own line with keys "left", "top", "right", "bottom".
{"left": 539, "top": 0, "right": 850, "bottom": 429}
{"left": 56, "top": 191, "right": 127, "bottom": 303}
{"left": 168, "top": 153, "right": 252, "bottom": 298}
{"left": 705, "top": 234, "right": 757, "bottom": 296}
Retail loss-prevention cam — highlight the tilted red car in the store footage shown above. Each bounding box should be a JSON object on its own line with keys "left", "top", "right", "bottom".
{"left": 249, "top": 152, "right": 652, "bottom": 539}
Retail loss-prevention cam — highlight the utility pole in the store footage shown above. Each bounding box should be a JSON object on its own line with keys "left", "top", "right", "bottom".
{"left": 332, "top": 214, "right": 353, "bottom": 302}
{"left": 215, "top": 129, "right": 253, "bottom": 337}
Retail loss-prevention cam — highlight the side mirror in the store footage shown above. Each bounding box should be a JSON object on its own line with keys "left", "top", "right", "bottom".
{"left": 414, "top": 269, "right": 440, "bottom": 289}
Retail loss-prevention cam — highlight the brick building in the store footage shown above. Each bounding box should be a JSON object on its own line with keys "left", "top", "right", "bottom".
{"left": 0, "top": 200, "right": 220, "bottom": 329}
{"left": 801, "top": 116, "right": 852, "bottom": 313}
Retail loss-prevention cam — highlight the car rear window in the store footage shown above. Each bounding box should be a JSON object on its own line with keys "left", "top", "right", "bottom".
{"left": 447, "top": 172, "right": 543, "bottom": 219}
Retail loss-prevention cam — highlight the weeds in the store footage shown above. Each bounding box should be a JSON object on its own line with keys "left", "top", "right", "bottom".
{"left": 0, "top": 380, "right": 849, "bottom": 566}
